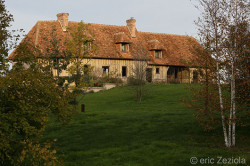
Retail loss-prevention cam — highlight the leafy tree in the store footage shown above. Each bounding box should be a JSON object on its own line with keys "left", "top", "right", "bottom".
{"left": 0, "top": 3, "right": 73, "bottom": 162}
{"left": 185, "top": 39, "right": 219, "bottom": 130}
{"left": 43, "top": 26, "right": 70, "bottom": 83}
{"left": 65, "top": 21, "right": 96, "bottom": 88}
{"left": 0, "top": 0, "right": 13, "bottom": 75}
{"left": 225, "top": 21, "right": 249, "bottom": 128}
{"left": 0, "top": 40, "right": 73, "bottom": 165}
{"left": 191, "top": 0, "right": 249, "bottom": 147}
{"left": 65, "top": 21, "right": 96, "bottom": 109}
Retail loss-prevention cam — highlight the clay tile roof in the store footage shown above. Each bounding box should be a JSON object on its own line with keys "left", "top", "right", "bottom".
{"left": 9, "top": 19, "right": 202, "bottom": 66}
{"left": 147, "top": 39, "right": 164, "bottom": 50}
{"left": 114, "top": 32, "right": 132, "bottom": 44}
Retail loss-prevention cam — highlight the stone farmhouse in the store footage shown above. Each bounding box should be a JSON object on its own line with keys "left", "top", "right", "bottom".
{"left": 9, "top": 13, "right": 203, "bottom": 83}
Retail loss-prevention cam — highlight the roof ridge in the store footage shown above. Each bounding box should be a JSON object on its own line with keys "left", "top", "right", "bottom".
{"left": 35, "top": 21, "right": 194, "bottom": 39}
{"left": 138, "top": 31, "right": 191, "bottom": 37}
{"left": 37, "top": 20, "right": 58, "bottom": 23}
{"left": 36, "top": 21, "right": 193, "bottom": 38}
{"left": 68, "top": 21, "right": 126, "bottom": 28}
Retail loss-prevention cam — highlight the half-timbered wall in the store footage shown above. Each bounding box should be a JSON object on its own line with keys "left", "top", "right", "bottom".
{"left": 49, "top": 59, "right": 198, "bottom": 83}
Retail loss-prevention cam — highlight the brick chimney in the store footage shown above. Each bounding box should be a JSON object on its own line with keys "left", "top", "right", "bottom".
{"left": 126, "top": 17, "right": 136, "bottom": 38}
{"left": 57, "top": 13, "right": 69, "bottom": 31}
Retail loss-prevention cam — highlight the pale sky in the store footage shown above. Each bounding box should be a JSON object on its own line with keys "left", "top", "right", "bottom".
{"left": 5, "top": 0, "right": 200, "bottom": 37}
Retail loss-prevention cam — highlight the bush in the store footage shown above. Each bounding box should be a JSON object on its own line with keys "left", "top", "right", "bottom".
{"left": 97, "top": 75, "right": 123, "bottom": 85}
{"left": 127, "top": 76, "right": 146, "bottom": 86}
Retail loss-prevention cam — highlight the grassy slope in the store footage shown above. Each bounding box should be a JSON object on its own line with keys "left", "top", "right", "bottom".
{"left": 43, "top": 84, "right": 249, "bottom": 166}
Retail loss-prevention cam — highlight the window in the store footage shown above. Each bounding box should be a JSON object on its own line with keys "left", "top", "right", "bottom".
{"left": 122, "top": 66, "right": 127, "bottom": 77}
{"left": 121, "top": 43, "right": 129, "bottom": 52}
{"left": 102, "top": 66, "right": 109, "bottom": 75}
{"left": 156, "top": 68, "right": 160, "bottom": 74}
{"left": 84, "top": 65, "right": 90, "bottom": 75}
{"left": 155, "top": 50, "right": 162, "bottom": 58}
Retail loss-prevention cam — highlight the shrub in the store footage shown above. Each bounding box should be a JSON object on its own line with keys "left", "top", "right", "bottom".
{"left": 127, "top": 76, "right": 146, "bottom": 86}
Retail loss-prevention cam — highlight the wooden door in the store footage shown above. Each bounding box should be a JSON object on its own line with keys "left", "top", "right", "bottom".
{"left": 146, "top": 68, "right": 152, "bottom": 82}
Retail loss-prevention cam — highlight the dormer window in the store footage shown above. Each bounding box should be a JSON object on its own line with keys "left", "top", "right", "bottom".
{"left": 84, "top": 41, "right": 92, "bottom": 51}
{"left": 155, "top": 50, "right": 162, "bottom": 58}
{"left": 121, "top": 43, "right": 129, "bottom": 52}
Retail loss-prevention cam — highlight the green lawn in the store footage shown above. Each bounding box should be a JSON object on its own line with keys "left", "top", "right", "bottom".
{"left": 43, "top": 84, "right": 249, "bottom": 166}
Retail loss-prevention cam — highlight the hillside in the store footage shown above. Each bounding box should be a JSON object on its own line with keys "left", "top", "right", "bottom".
{"left": 43, "top": 84, "right": 249, "bottom": 166}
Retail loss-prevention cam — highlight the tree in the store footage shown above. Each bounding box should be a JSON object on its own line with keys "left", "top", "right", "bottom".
{"left": 45, "top": 26, "right": 68, "bottom": 78}
{"left": 65, "top": 21, "right": 96, "bottom": 88}
{"left": 185, "top": 38, "right": 219, "bottom": 130}
{"left": 221, "top": 0, "right": 249, "bottom": 146}
{"left": 0, "top": 2, "right": 73, "bottom": 163}
{"left": 43, "top": 26, "right": 70, "bottom": 87}
{"left": 0, "top": 40, "right": 73, "bottom": 165}
{"left": 130, "top": 43, "right": 149, "bottom": 102}
{"left": 231, "top": 22, "right": 250, "bottom": 127}
{"left": 0, "top": 0, "right": 13, "bottom": 75}
{"left": 65, "top": 21, "right": 96, "bottom": 109}
{"left": 192, "top": 0, "right": 249, "bottom": 147}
